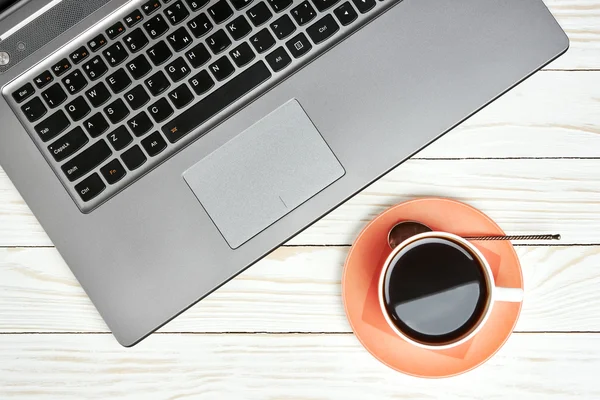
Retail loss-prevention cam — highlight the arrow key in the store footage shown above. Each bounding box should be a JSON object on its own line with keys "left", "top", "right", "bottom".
{"left": 351, "top": 0, "right": 375, "bottom": 14}
{"left": 334, "top": 2, "right": 358, "bottom": 26}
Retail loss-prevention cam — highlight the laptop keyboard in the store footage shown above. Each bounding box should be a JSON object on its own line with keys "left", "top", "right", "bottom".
{"left": 4, "top": 0, "right": 394, "bottom": 212}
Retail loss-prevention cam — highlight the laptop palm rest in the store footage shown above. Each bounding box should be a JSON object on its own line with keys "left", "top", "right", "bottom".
{"left": 183, "top": 99, "right": 345, "bottom": 249}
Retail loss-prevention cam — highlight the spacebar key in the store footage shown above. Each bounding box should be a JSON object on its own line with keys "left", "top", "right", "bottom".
{"left": 162, "top": 61, "right": 272, "bottom": 143}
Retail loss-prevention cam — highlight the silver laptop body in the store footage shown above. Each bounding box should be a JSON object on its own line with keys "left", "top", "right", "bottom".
{"left": 0, "top": 0, "right": 568, "bottom": 346}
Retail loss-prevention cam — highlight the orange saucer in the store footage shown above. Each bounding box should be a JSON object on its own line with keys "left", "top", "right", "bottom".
{"left": 342, "top": 198, "right": 524, "bottom": 378}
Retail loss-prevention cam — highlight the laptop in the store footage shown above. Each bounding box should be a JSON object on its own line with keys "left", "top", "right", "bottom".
{"left": 0, "top": 0, "right": 568, "bottom": 346}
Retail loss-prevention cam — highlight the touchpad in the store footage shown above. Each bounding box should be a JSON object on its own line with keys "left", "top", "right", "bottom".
{"left": 183, "top": 99, "right": 345, "bottom": 249}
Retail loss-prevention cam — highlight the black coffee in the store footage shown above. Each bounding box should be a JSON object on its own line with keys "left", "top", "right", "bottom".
{"left": 382, "top": 237, "right": 489, "bottom": 345}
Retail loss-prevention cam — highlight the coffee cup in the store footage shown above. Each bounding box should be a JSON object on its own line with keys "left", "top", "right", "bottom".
{"left": 378, "top": 230, "right": 523, "bottom": 350}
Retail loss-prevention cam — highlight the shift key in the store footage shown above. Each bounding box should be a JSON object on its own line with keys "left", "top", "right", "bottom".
{"left": 61, "top": 140, "right": 112, "bottom": 182}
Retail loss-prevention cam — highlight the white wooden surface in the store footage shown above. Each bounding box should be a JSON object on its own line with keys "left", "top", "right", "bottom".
{"left": 1, "top": 0, "right": 600, "bottom": 398}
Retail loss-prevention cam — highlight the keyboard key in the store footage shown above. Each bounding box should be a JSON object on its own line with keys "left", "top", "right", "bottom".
{"left": 229, "top": 42, "right": 255, "bottom": 67}
{"left": 106, "top": 69, "right": 132, "bottom": 94}
{"left": 86, "top": 82, "right": 112, "bottom": 107}
{"left": 128, "top": 112, "right": 154, "bottom": 136}
{"left": 291, "top": 1, "right": 316, "bottom": 25}
{"left": 62, "top": 70, "right": 88, "bottom": 95}
{"left": 106, "top": 21, "right": 126, "bottom": 39}
{"left": 124, "top": 85, "right": 151, "bottom": 110}
{"left": 165, "top": 57, "right": 191, "bottom": 81}
{"left": 70, "top": 46, "right": 90, "bottom": 64}
{"left": 185, "top": 43, "right": 211, "bottom": 68}
{"left": 162, "top": 61, "right": 271, "bottom": 142}
{"left": 34, "top": 110, "right": 70, "bottom": 142}
{"left": 145, "top": 71, "right": 171, "bottom": 96}
{"left": 311, "top": 0, "right": 339, "bottom": 11}
{"left": 168, "top": 84, "right": 194, "bottom": 109}
{"left": 83, "top": 56, "right": 109, "bottom": 80}
{"left": 142, "top": 0, "right": 161, "bottom": 15}
{"left": 41, "top": 83, "right": 67, "bottom": 108}
{"left": 148, "top": 98, "right": 174, "bottom": 123}
{"left": 207, "top": 29, "right": 231, "bottom": 54}
{"left": 247, "top": 2, "right": 272, "bottom": 26}
{"left": 185, "top": 0, "right": 209, "bottom": 11}
{"left": 334, "top": 2, "right": 357, "bottom": 26}
{"left": 34, "top": 70, "right": 54, "bottom": 89}
{"left": 142, "top": 131, "right": 168, "bottom": 156}
{"left": 21, "top": 97, "right": 47, "bottom": 122}
{"left": 231, "top": 0, "right": 253, "bottom": 9}
{"left": 123, "top": 28, "right": 150, "bottom": 53}
{"left": 270, "top": 14, "right": 295, "bottom": 39}
{"left": 187, "top": 13, "right": 213, "bottom": 38}
{"left": 164, "top": 0, "right": 190, "bottom": 25}
{"left": 75, "top": 173, "right": 106, "bottom": 202}
{"left": 61, "top": 140, "right": 112, "bottom": 182}
{"left": 121, "top": 145, "right": 147, "bottom": 170}
{"left": 107, "top": 125, "right": 133, "bottom": 151}
{"left": 88, "top": 34, "right": 108, "bottom": 52}
{"left": 208, "top": 56, "right": 235, "bottom": 81}
{"left": 306, "top": 14, "right": 339, "bottom": 44}
{"left": 265, "top": 46, "right": 291, "bottom": 72}
{"left": 104, "top": 98, "right": 130, "bottom": 124}
{"left": 189, "top": 70, "right": 214, "bottom": 95}
{"left": 84, "top": 112, "right": 110, "bottom": 137}
{"left": 351, "top": 0, "right": 375, "bottom": 13}
{"left": 48, "top": 126, "right": 89, "bottom": 162}
{"left": 250, "top": 28, "right": 275, "bottom": 53}
{"left": 126, "top": 54, "right": 153, "bottom": 79}
{"left": 147, "top": 41, "right": 173, "bottom": 65}
{"left": 144, "top": 14, "right": 170, "bottom": 39}
{"left": 66, "top": 96, "right": 91, "bottom": 121}
{"left": 124, "top": 9, "right": 144, "bottom": 27}
{"left": 103, "top": 42, "right": 129, "bottom": 67}
{"left": 52, "top": 58, "right": 72, "bottom": 76}
{"left": 167, "top": 27, "right": 194, "bottom": 52}
{"left": 208, "top": 0, "right": 233, "bottom": 24}
{"left": 286, "top": 32, "right": 312, "bottom": 58}
{"left": 267, "top": 0, "right": 292, "bottom": 12}
{"left": 226, "top": 15, "right": 252, "bottom": 40}
{"left": 12, "top": 83, "right": 35, "bottom": 103}
{"left": 101, "top": 159, "right": 127, "bottom": 184}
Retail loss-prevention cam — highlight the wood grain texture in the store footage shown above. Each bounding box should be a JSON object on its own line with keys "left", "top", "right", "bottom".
{"left": 0, "top": 333, "right": 599, "bottom": 399}
{"left": 545, "top": 0, "right": 600, "bottom": 70}
{"left": 2, "top": 246, "right": 600, "bottom": 333}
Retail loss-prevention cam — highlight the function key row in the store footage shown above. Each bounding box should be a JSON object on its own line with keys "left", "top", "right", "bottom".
{"left": 15, "top": 0, "right": 371, "bottom": 116}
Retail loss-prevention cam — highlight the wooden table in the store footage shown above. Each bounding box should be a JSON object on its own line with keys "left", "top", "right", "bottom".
{"left": 2, "top": 1, "right": 600, "bottom": 398}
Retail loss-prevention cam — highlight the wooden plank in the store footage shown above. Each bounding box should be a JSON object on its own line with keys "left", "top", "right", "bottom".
{"left": 2, "top": 246, "right": 600, "bottom": 333}
{"left": 418, "top": 71, "right": 600, "bottom": 159}
{"left": 296, "top": 157, "right": 600, "bottom": 245}
{"left": 545, "top": 0, "right": 600, "bottom": 70}
{"left": 0, "top": 333, "right": 599, "bottom": 398}
{"left": 3, "top": 158, "right": 600, "bottom": 247}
